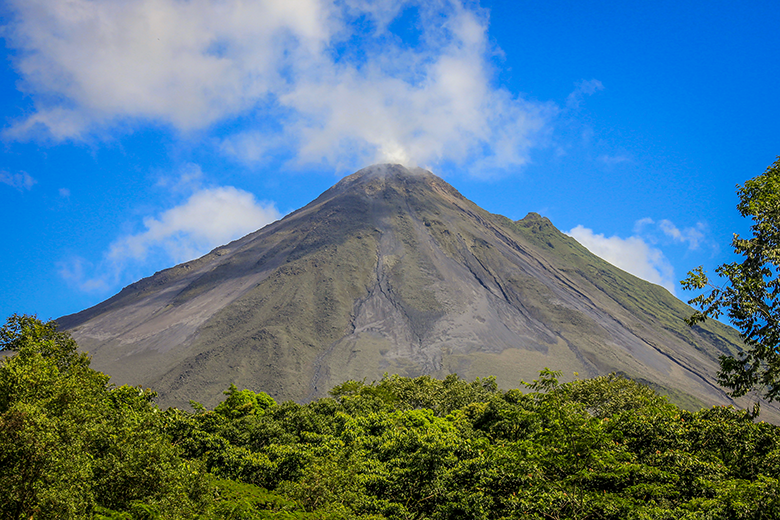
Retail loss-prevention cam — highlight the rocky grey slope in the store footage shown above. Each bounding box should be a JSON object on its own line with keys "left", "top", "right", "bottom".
{"left": 60, "top": 164, "right": 758, "bottom": 415}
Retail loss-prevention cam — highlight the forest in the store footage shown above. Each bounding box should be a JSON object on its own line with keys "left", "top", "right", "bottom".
{"left": 3, "top": 313, "right": 780, "bottom": 520}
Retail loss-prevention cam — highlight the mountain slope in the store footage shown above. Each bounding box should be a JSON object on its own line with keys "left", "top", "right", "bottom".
{"left": 60, "top": 164, "right": 754, "bottom": 414}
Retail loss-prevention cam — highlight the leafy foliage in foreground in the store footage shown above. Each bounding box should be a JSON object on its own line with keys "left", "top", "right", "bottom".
{"left": 683, "top": 156, "right": 780, "bottom": 401}
{"left": 0, "top": 314, "right": 209, "bottom": 519}
{"left": 5, "top": 315, "right": 780, "bottom": 519}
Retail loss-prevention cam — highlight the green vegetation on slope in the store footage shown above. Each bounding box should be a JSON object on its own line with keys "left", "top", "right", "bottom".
{"left": 509, "top": 213, "right": 743, "bottom": 352}
{"left": 5, "top": 315, "right": 780, "bottom": 519}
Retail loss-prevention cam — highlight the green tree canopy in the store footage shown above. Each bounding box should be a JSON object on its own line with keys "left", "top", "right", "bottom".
{"left": 8, "top": 313, "right": 780, "bottom": 518}
{"left": 0, "top": 314, "right": 207, "bottom": 519}
{"left": 683, "top": 156, "right": 780, "bottom": 401}
{"left": 214, "top": 383, "right": 277, "bottom": 419}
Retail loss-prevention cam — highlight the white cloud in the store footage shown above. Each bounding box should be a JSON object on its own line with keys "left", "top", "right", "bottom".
{"left": 60, "top": 185, "right": 281, "bottom": 292}
{"left": 4, "top": 0, "right": 332, "bottom": 138}
{"left": 658, "top": 219, "right": 706, "bottom": 250}
{"left": 108, "top": 186, "right": 280, "bottom": 264}
{"left": 279, "top": 5, "right": 554, "bottom": 172}
{"left": 567, "top": 225, "right": 676, "bottom": 294}
{"left": 0, "top": 170, "right": 36, "bottom": 190}
{"left": 633, "top": 217, "right": 708, "bottom": 251}
{"left": 4, "top": 0, "right": 554, "bottom": 173}
{"left": 633, "top": 217, "right": 655, "bottom": 232}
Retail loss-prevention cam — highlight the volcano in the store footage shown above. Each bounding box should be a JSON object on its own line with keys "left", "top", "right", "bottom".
{"left": 60, "top": 164, "right": 751, "bottom": 413}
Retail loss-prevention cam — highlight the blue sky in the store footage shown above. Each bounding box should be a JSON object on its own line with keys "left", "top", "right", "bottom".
{"left": 1, "top": 0, "right": 778, "bottom": 321}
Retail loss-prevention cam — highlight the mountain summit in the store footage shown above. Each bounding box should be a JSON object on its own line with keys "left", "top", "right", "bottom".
{"left": 61, "top": 164, "right": 748, "bottom": 411}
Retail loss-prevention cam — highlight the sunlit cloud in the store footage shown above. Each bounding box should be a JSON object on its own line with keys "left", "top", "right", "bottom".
{"left": 60, "top": 184, "right": 281, "bottom": 292}
{"left": 3, "top": 0, "right": 554, "bottom": 173}
{"left": 567, "top": 225, "right": 676, "bottom": 294}
{"left": 567, "top": 216, "right": 714, "bottom": 295}
{"left": 658, "top": 219, "right": 706, "bottom": 250}
{"left": 4, "top": 0, "right": 332, "bottom": 138}
{"left": 633, "top": 217, "right": 708, "bottom": 251}
{"left": 108, "top": 186, "right": 280, "bottom": 264}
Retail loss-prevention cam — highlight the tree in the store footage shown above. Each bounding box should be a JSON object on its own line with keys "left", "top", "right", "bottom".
{"left": 215, "top": 384, "right": 277, "bottom": 419}
{"left": 0, "top": 314, "right": 207, "bottom": 518}
{"left": 0, "top": 314, "right": 106, "bottom": 518}
{"left": 682, "top": 156, "right": 780, "bottom": 401}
